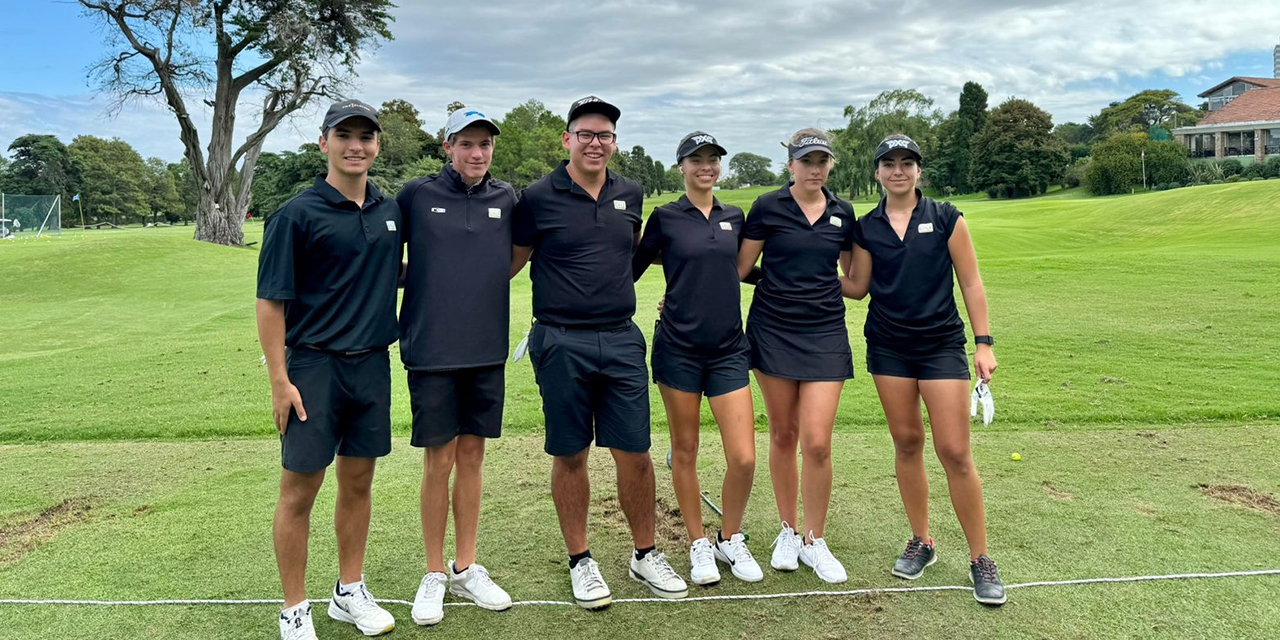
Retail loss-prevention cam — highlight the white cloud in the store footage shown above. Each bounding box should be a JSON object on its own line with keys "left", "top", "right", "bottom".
{"left": 3, "top": 0, "right": 1279, "bottom": 167}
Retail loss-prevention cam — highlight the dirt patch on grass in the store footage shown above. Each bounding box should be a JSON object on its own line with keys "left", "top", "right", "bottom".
{"left": 593, "top": 493, "right": 686, "bottom": 549}
{"left": 0, "top": 497, "right": 95, "bottom": 566}
{"left": 1198, "top": 484, "right": 1280, "bottom": 515}
{"left": 1042, "top": 481, "right": 1074, "bottom": 501}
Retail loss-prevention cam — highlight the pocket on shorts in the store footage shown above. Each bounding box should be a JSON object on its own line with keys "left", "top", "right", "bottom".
{"left": 285, "top": 348, "right": 328, "bottom": 371}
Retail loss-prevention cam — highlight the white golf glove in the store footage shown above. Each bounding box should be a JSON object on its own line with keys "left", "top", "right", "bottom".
{"left": 971, "top": 380, "right": 994, "bottom": 426}
{"left": 512, "top": 330, "right": 531, "bottom": 362}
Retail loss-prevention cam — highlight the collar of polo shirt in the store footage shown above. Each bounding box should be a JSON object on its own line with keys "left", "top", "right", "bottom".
{"left": 549, "top": 159, "right": 616, "bottom": 193}
{"left": 314, "top": 175, "right": 385, "bottom": 208}
{"left": 778, "top": 182, "right": 839, "bottom": 206}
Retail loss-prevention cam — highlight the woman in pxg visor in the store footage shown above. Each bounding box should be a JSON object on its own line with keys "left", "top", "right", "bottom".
{"left": 632, "top": 132, "right": 764, "bottom": 587}
{"left": 846, "top": 134, "right": 1006, "bottom": 605}
{"left": 736, "top": 129, "right": 856, "bottom": 584}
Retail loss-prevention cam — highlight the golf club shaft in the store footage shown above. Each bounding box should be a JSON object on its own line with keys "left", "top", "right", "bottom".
{"left": 666, "top": 449, "right": 724, "bottom": 517}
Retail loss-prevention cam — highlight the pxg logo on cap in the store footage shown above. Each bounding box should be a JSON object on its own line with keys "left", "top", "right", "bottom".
{"left": 677, "top": 131, "right": 727, "bottom": 161}
{"left": 874, "top": 135, "right": 922, "bottom": 164}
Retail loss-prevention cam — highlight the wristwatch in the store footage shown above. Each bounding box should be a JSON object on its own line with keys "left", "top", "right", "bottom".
{"left": 974, "top": 335, "right": 994, "bottom": 346}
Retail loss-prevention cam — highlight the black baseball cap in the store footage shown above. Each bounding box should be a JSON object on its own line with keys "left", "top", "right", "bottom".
{"left": 787, "top": 133, "right": 833, "bottom": 159}
{"left": 321, "top": 99, "right": 381, "bottom": 133}
{"left": 874, "top": 134, "right": 923, "bottom": 164}
{"left": 566, "top": 96, "right": 621, "bottom": 128}
{"left": 676, "top": 131, "right": 727, "bottom": 162}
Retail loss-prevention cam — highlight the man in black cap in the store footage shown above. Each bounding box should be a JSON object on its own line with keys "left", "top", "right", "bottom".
{"left": 257, "top": 99, "right": 399, "bottom": 640}
{"left": 511, "top": 96, "right": 688, "bottom": 608}
{"left": 397, "top": 106, "right": 516, "bottom": 626}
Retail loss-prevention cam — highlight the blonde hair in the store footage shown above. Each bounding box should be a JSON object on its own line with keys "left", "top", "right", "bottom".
{"left": 788, "top": 128, "right": 831, "bottom": 146}
{"left": 786, "top": 128, "right": 837, "bottom": 165}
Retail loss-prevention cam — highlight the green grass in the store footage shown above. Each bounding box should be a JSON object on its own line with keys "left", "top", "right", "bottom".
{"left": 2, "top": 426, "right": 1278, "bottom": 639}
{"left": 1, "top": 182, "right": 1276, "bottom": 442}
{"left": 1, "top": 181, "right": 1279, "bottom": 638}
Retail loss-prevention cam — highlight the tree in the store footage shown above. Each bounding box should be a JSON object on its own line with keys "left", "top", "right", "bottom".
{"left": 249, "top": 143, "right": 327, "bottom": 217}
{"left": 78, "top": 0, "right": 394, "bottom": 245}
{"left": 489, "top": 100, "right": 566, "bottom": 189}
{"left": 1089, "top": 90, "right": 1203, "bottom": 138}
{"left": 664, "top": 165, "right": 683, "bottom": 192}
{"left": 969, "top": 98, "right": 1070, "bottom": 198}
{"left": 3, "top": 134, "right": 80, "bottom": 199}
{"left": 1084, "top": 134, "right": 1147, "bottom": 194}
{"left": 145, "top": 157, "right": 184, "bottom": 224}
{"left": 378, "top": 99, "right": 433, "bottom": 171}
{"left": 925, "top": 82, "right": 987, "bottom": 194}
{"left": 832, "top": 89, "right": 941, "bottom": 199}
{"left": 69, "top": 135, "right": 150, "bottom": 224}
{"left": 1053, "top": 122, "right": 1095, "bottom": 145}
{"left": 168, "top": 159, "right": 200, "bottom": 224}
{"left": 728, "top": 152, "right": 775, "bottom": 186}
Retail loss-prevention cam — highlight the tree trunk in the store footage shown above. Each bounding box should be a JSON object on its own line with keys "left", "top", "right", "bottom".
{"left": 193, "top": 191, "right": 244, "bottom": 245}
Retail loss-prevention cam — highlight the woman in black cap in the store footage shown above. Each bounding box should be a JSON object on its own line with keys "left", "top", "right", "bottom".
{"left": 847, "top": 134, "right": 1005, "bottom": 605}
{"left": 632, "top": 132, "right": 763, "bottom": 586}
{"left": 736, "top": 128, "right": 855, "bottom": 584}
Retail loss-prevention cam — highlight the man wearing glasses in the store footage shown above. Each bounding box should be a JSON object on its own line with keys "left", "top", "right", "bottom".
{"left": 511, "top": 96, "right": 688, "bottom": 608}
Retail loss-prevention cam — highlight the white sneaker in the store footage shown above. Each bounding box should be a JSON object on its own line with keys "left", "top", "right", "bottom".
{"left": 411, "top": 572, "right": 446, "bottom": 626}
{"left": 798, "top": 533, "right": 848, "bottom": 584}
{"left": 450, "top": 562, "right": 512, "bottom": 611}
{"left": 689, "top": 538, "right": 721, "bottom": 586}
{"left": 770, "top": 521, "right": 802, "bottom": 571}
{"left": 629, "top": 551, "right": 689, "bottom": 599}
{"left": 328, "top": 580, "right": 396, "bottom": 636}
{"left": 279, "top": 603, "right": 318, "bottom": 640}
{"left": 714, "top": 532, "right": 765, "bottom": 582}
{"left": 570, "top": 558, "right": 612, "bottom": 610}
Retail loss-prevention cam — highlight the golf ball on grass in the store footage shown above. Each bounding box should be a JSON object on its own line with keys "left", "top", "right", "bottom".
{"left": 1011, "top": 452, "right": 1022, "bottom": 461}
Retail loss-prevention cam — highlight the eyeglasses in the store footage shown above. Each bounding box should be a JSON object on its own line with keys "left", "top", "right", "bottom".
{"left": 569, "top": 130, "right": 616, "bottom": 145}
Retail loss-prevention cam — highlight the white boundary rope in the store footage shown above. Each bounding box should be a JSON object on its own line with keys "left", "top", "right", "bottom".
{"left": 1, "top": 569, "right": 1277, "bottom": 607}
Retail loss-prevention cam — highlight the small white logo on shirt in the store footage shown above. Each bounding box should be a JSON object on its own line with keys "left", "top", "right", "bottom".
{"left": 719, "top": 221, "right": 733, "bottom": 231}
{"left": 430, "top": 207, "right": 446, "bottom": 214}
{"left": 613, "top": 200, "right": 627, "bottom": 210}
{"left": 829, "top": 217, "right": 843, "bottom": 228}
{"left": 918, "top": 222, "right": 934, "bottom": 234}
{"left": 488, "top": 208, "right": 502, "bottom": 219}
{"left": 385, "top": 220, "right": 397, "bottom": 232}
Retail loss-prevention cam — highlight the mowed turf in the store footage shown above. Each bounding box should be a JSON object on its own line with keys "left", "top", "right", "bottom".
{"left": 1, "top": 181, "right": 1279, "bottom": 639}
{"left": 0, "top": 181, "right": 1277, "bottom": 441}
{"left": 1, "top": 427, "right": 1279, "bottom": 639}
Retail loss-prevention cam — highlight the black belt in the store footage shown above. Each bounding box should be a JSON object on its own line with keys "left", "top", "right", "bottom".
{"left": 289, "top": 345, "right": 388, "bottom": 357}
{"left": 537, "top": 320, "right": 632, "bottom": 332}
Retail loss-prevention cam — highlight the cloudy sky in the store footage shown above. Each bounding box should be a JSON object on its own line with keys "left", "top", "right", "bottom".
{"left": 2, "top": 1, "right": 1279, "bottom": 170}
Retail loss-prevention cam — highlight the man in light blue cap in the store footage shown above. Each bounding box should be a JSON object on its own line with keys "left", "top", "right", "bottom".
{"left": 396, "top": 106, "right": 519, "bottom": 626}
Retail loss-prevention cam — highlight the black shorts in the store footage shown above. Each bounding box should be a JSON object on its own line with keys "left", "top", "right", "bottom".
{"left": 746, "top": 320, "right": 853, "bottom": 382}
{"left": 528, "top": 321, "right": 650, "bottom": 456}
{"left": 866, "top": 342, "right": 970, "bottom": 380}
{"left": 407, "top": 364, "right": 505, "bottom": 448}
{"left": 652, "top": 327, "right": 749, "bottom": 398}
{"left": 280, "top": 347, "right": 392, "bottom": 473}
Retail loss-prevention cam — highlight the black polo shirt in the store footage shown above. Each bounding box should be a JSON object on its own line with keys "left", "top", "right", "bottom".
{"left": 632, "top": 194, "right": 746, "bottom": 354}
{"left": 851, "top": 190, "right": 966, "bottom": 350}
{"left": 256, "top": 175, "right": 401, "bottom": 352}
{"left": 742, "top": 184, "right": 856, "bottom": 330}
{"left": 397, "top": 164, "right": 517, "bottom": 370}
{"left": 512, "top": 161, "right": 644, "bottom": 327}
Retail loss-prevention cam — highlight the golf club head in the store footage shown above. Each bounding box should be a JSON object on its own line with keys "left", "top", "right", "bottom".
{"left": 666, "top": 449, "right": 672, "bottom": 469}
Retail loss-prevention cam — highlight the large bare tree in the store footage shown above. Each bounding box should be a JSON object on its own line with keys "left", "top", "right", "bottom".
{"left": 79, "top": 0, "right": 394, "bottom": 245}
